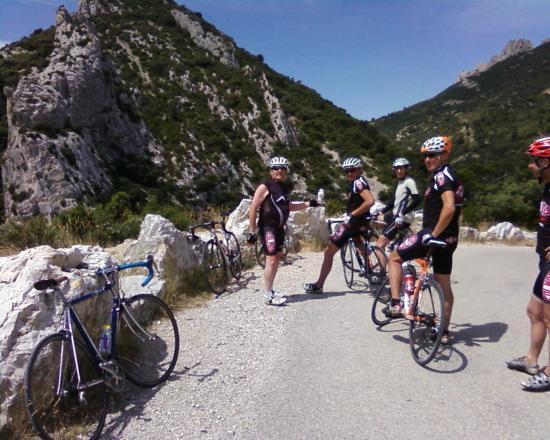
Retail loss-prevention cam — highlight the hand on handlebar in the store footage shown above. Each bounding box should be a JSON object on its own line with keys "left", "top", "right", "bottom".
{"left": 395, "top": 214, "right": 405, "bottom": 227}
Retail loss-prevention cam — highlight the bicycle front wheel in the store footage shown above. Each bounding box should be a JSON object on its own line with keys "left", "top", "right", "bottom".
{"left": 340, "top": 240, "right": 355, "bottom": 288}
{"left": 409, "top": 279, "right": 446, "bottom": 366}
{"left": 203, "top": 239, "right": 228, "bottom": 295}
{"left": 371, "top": 276, "right": 392, "bottom": 326}
{"left": 117, "top": 294, "right": 180, "bottom": 387}
{"left": 25, "top": 333, "right": 107, "bottom": 440}
{"left": 225, "top": 232, "right": 243, "bottom": 280}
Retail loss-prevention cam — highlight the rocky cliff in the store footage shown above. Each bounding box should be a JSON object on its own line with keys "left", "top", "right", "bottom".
{"left": 0, "top": 0, "right": 389, "bottom": 220}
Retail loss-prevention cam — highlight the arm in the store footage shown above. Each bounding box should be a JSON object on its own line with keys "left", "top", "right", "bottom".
{"left": 351, "top": 189, "right": 375, "bottom": 217}
{"left": 289, "top": 199, "right": 318, "bottom": 211}
{"left": 401, "top": 194, "right": 421, "bottom": 215}
{"left": 432, "top": 190, "right": 455, "bottom": 237}
{"left": 248, "top": 184, "right": 269, "bottom": 234}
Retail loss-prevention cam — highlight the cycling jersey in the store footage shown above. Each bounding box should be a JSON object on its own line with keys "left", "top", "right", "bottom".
{"left": 536, "top": 183, "right": 550, "bottom": 256}
{"left": 258, "top": 179, "right": 290, "bottom": 228}
{"left": 393, "top": 177, "right": 419, "bottom": 223}
{"left": 422, "top": 164, "right": 464, "bottom": 238}
{"left": 346, "top": 175, "right": 371, "bottom": 220}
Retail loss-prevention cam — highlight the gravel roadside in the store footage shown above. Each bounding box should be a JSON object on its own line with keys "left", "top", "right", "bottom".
{"left": 103, "top": 252, "right": 312, "bottom": 440}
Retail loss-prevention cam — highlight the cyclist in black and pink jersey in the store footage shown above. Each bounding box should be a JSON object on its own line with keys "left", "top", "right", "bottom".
{"left": 303, "top": 157, "right": 375, "bottom": 294}
{"left": 247, "top": 156, "right": 318, "bottom": 306}
{"left": 386, "top": 136, "right": 463, "bottom": 345}
{"left": 507, "top": 137, "right": 550, "bottom": 392}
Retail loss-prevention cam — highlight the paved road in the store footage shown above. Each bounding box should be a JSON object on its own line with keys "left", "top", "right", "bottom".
{"left": 248, "top": 244, "right": 547, "bottom": 440}
{"left": 110, "top": 244, "right": 549, "bottom": 440}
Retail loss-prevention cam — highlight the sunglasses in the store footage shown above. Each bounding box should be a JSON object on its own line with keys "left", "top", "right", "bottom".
{"left": 423, "top": 153, "right": 441, "bottom": 159}
{"left": 270, "top": 166, "right": 288, "bottom": 171}
{"left": 344, "top": 168, "right": 358, "bottom": 174}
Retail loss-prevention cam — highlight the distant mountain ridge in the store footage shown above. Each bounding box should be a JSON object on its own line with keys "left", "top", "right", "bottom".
{"left": 375, "top": 38, "right": 550, "bottom": 225}
{"left": 0, "top": 0, "right": 391, "bottom": 221}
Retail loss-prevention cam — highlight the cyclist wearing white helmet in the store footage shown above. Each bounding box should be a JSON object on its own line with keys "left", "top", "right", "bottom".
{"left": 374, "top": 157, "right": 420, "bottom": 252}
{"left": 248, "top": 156, "right": 319, "bottom": 305}
{"left": 387, "top": 136, "right": 463, "bottom": 345}
{"left": 304, "top": 156, "right": 375, "bottom": 294}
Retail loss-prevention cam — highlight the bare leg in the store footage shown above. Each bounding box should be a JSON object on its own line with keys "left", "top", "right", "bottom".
{"left": 544, "top": 302, "right": 550, "bottom": 375}
{"left": 522, "top": 296, "right": 547, "bottom": 365}
{"left": 264, "top": 252, "right": 282, "bottom": 292}
{"left": 434, "top": 273, "right": 453, "bottom": 332}
{"left": 388, "top": 250, "right": 403, "bottom": 301}
{"left": 313, "top": 243, "right": 339, "bottom": 287}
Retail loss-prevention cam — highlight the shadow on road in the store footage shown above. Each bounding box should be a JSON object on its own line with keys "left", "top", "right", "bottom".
{"left": 449, "top": 321, "right": 508, "bottom": 347}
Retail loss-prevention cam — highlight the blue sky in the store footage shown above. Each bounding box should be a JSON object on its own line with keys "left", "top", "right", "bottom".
{"left": 1, "top": 0, "right": 549, "bottom": 120}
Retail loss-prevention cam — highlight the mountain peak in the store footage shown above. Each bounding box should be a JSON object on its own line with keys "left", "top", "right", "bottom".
{"left": 457, "top": 38, "right": 533, "bottom": 88}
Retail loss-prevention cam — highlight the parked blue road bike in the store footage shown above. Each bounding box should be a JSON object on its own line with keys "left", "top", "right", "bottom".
{"left": 24, "top": 255, "right": 180, "bottom": 440}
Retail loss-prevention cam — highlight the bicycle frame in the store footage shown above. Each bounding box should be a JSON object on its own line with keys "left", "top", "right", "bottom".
{"left": 48, "top": 257, "right": 155, "bottom": 392}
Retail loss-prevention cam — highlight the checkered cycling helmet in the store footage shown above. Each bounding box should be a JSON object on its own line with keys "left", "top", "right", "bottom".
{"left": 527, "top": 137, "right": 550, "bottom": 158}
{"left": 341, "top": 157, "right": 362, "bottom": 169}
{"left": 392, "top": 157, "right": 410, "bottom": 168}
{"left": 268, "top": 156, "right": 289, "bottom": 168}
{"left": 421, "top": 136, "right": 452, "bottom": 154}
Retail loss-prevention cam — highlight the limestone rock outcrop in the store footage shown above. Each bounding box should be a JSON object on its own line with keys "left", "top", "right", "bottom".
{"left": 2, "top": 5, "right": 163, "bottom": 218}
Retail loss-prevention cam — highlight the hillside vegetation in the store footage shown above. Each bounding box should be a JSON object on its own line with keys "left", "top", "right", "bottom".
{"left": 375, "top": 41, "right": 550, "bottom": 226}
{"left": 0, "top": 0, "right": 399, "bottom": 247}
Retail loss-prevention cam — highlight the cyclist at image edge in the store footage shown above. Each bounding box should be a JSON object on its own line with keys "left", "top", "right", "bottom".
{"left": 247, "top": 156, "right": 319, "bottom": 306}
{"left": 387, "top": 136, "right": 463, "bottom": 345}
{"left": 303, "top": 157, "right": 375, "bottom": 294}
{"left": 506, "top": 136, "right": 550, "bottom": 392}
{"left": 373, "top": 157, "right": 421, "bottom": 253}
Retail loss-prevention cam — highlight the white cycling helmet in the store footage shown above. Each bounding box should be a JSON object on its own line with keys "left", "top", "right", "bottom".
{"left": 392, "top": 157, "right": 410, "bottom": 168}
{"left": 268, "top": 156, "right": 289, "bottom": 168}
{"left": 421, "top": 136, "right": 452, "bottom": 154}
{"left": 342, "top": 157, "right": 362, "bottom": 169}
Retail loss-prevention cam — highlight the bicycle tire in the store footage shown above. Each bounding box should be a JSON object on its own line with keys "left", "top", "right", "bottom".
{"left": 371, "top": 276, "right": 392, "bottom": 326}
{"left": 341, "top": 240, "right": 355, "bottom": 288}
{"left": 254, "top": 239, "right": 266, "bottom": 268}
{"left": 203, "top": 239, "right": 228, "bottom": 295}
{"left": 365, "top": 244, "right": 386, "bottom": 289}
{"left": 25, "top": 333, "right": 107, "bottom": 440}
{"left": 117, "top": 294, "right": 180, "bottom": 387}
{"left": 225, "top": 232, "right": 242, "bottom": 280}
{"left": 409, "top": 279, "right": 446, "bottom": 366}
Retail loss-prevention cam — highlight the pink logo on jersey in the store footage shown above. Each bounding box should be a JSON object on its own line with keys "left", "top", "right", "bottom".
{"left": 543, "top": 272, "right": 550, "bottom": 302}
{"left": 331, "top": 224, "right": 347, "bottom": 241}
{"left": 355, "top": 180, "right": 364, "bottom": 191}
{"left": 540, "top": 200, "right": 550, "bottom": 224}
{"left": 265, "top": 231, "right": 276, "bottom": 254}
{"left": 398, "top": 234, "right": 418, "bottom": 251}
{"left": 436, "top": 172, "right": 445, "bottom": 187}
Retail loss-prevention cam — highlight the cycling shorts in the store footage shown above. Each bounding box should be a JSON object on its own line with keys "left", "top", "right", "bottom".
{"left": 533, "top": 259, "right": 550, "bottom": 304}
{"left": 330, "top": 218, "right": 370, "bottom": 249}
{"left": 396, "top": 228, "right": 458, "bottom": 275}
{"left": 259, "top": 225, "right": 285, "bottom": 256}
{"left": 381, "top": 212, "right": 411, "bottom": 241}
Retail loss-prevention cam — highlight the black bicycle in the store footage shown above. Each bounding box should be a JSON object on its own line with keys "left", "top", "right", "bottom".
{"left": 24, "top": 256, "right": 180, "bottom": 440}
{"left": 190, "top": 215, "right": 242, "bottom": 295}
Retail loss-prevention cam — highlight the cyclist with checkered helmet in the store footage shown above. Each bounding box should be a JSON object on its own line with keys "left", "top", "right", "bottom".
{"left": 386, "top": 136, "right": 463, "bottom": 345}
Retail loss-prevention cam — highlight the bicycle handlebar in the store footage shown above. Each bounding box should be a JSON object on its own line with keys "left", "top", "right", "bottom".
{"left": 96, "top": 255, "right": 155, "bottom": 287}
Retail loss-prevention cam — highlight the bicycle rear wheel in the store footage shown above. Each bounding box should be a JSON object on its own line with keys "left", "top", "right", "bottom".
{"left": 225, "top": 232, "right": 242, "bottom": 280}
{"left": 254, "top": 239, "right": 266, "bottom": 268}
{"left": 409, "top": 279, "right": 446, "bottom": 366}
{"left": 340, "top": 240, "right": 355, "bottom": 288}
{"left": 25, "top": 333, "right": 107, "bottom": 440}
{"left": 203, "top": 239, "right": 228, "bottom": 295}
{"left": 117, "top": 294, "right": 180, "bottom": 387}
